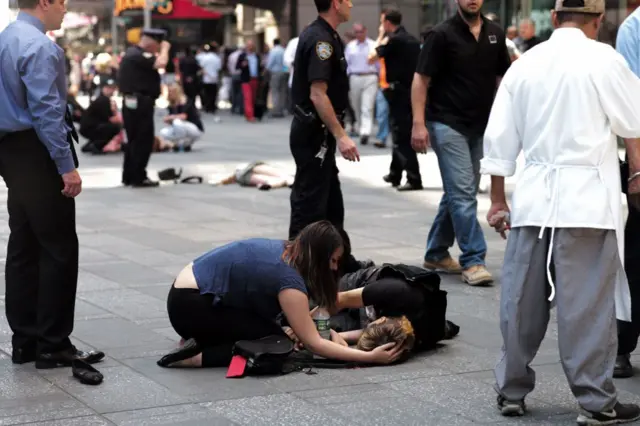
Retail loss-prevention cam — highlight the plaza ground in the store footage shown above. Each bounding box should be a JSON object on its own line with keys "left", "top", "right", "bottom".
{"left": 0, "top": 112, "right": 636, "bottom": 425}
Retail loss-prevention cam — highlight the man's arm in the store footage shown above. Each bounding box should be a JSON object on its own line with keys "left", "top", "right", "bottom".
{"left": 480, "top": 81, "right": 521, "bottom": 178}
{"left": 411, "top": 73, "right": 429, "bottom": 126}
{"left": 310, "top": 81, "right": 346, "bottom": 140}
{"left": 20, "top": 42, "right": 74, "bottom": 175}
{"left": 153, "top": 41, "right": 171, "bottom": 70}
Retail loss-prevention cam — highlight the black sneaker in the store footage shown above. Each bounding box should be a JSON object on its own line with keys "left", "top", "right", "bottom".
{"left": 577, "top": 402, "right": 640, "bottom": 425}
{"left": 497, "top": 395, "right": 525, "bottom": 417}
{"left": 498, "top": 395, "right": 527, "bottom": 417}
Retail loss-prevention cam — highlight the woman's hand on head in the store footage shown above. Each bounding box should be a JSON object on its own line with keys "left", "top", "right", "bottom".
{"left": 367, "top": 342, "right": 405, "bottom": 365}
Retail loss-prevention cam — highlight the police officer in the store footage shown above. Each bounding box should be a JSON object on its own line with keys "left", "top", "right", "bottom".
{"left": 118, "top": 29, "right": 171, "bottom": 188}
{"left": 370, "top": 8, "right": 422, "bottom": 191}
{"left": 288, "top": 0, "right": 360, "bottom": 240}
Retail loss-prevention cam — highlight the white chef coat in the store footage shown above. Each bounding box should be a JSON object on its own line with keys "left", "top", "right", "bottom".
{"left": 481, "top": 28, "right": 640, "bottom": 321}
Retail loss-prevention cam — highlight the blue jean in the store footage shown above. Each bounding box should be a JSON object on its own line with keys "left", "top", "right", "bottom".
{"left": 425, "top": 121, "right": 486, "bottom": 268}
{"left": 375, "top": 89, "right": 389, "bottom": 143}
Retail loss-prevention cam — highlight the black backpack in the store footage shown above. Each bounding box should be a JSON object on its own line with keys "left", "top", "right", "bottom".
{"left": 226, "top": 335, "right": 357, "bottom": 378}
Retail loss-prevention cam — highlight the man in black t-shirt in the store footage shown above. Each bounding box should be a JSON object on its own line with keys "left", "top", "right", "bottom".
{"left": 410, "top": 0, "right": 510, "bottom": 286}
{"left": 79, "top": 78, "right": 122, "bottom": 154}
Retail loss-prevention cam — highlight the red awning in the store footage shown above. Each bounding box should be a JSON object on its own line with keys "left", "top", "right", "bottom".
{"left": 153, "top": 0, "right": 223, "bottom": 20}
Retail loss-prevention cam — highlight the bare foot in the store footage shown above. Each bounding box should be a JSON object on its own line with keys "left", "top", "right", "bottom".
{"left": 178, "top": 338, "right": 185, "bottom": 348}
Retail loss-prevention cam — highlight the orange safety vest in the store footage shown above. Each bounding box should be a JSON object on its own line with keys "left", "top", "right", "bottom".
{"left": 379, "top": 58, "right": 389, "bottom": 89}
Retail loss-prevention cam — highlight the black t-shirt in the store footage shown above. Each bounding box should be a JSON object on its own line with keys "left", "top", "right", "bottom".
{"left": 179, "top": 56, "right": 201, "bottom": 80}
{"left": 117, "top": 46, "right": 161, "bottom": 99}
{"left": 168, "top": 101, "right": 204, "bottom": 132}
{"left": 376, "top": 26, "right": 421, "bottom": 89}
{"left": 416, "top": 13, "right": 511, "bottom": 138}
{"left": 291, "top": 17, "right": 350, "bottom": 114}
{"left": 80, "top": 94, "right": 113, "bottom": 134}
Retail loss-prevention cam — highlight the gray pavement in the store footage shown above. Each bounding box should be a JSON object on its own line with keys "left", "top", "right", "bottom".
{"left": 0, "top": 112, "right": 637, "bottom": 425}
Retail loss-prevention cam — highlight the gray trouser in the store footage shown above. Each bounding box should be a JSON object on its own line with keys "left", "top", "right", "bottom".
{"left": 269, "top": 72, "right": 287, "bottom": 116}
{"left": 495, "top": 227, "right": 619, "bottom": 412}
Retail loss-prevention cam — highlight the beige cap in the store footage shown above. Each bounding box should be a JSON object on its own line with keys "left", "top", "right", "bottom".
{"left": 554, "top": 0, "right": 604, "bottom": 13}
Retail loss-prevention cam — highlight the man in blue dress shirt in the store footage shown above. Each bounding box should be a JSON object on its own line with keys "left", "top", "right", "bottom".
{"left": 0, "top": 0, "right": 104, "bottom": 368}
{"left": 613, "top": 6, "right": 640, "bottom": 379}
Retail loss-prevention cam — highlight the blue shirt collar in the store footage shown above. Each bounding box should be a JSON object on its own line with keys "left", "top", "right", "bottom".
{"left": 17, "top": 11, "right": 46, "bottom": 34}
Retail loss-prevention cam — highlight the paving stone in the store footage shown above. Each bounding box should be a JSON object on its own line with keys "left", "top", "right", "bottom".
{"left": 20, "top": 416, "right": 113, "bottom": 426}
{"left": 206, "top": 394, "right": 352, "bottom": 426}
{"left": 71, "top": 318, "right": 174, "bottom": 351}
{"left": 45, "top": 366, "right": 192, "bottom": 414}
{"left": 81, "top": 260, "right": 174, "bottom": 286}
{"left": 121, "top": 357, "right": 281, "bottom": 401}
{"left": 78, "top": 289, "right": 167, "bottom": 322}
{"left": 105, "top": 404, "right": 235, "bottom": 426}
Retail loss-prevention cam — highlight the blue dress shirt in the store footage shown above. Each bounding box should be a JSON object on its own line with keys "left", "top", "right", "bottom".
{"left": 617, "top": 8, "right": 640, "bottom": 78}
{"left": 0, "top": 12, "right": 74, "bottom": 175}
{"left": 266, "top": 45, "right": 285, "bottom": 74}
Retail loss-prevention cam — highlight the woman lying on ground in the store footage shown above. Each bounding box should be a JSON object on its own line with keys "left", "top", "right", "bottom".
{"left": 156, "top": 221, "right": 404, "bottom": 368}
{"left": 326, "top": 230, "right": 459, "bottom": 354}
{"left": 210, "top": 161, "right": 294, "bottom": 191}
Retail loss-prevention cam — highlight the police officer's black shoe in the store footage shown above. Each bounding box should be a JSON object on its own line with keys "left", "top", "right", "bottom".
{"left": 397, "top": 182, "right": 423, "bottom": 191}
{"left": 131, "top": 179, "right": 160, "bottom": 188}
{"left": 383, "top": 174, "right": 400, "bottom": 187}
{"left": 614, "top": 354, "right": 634, "bottom": 378}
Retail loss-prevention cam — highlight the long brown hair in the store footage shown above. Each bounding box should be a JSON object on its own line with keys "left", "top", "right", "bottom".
{"left": 283, "top": 221, "right": 343, "bottom": 310}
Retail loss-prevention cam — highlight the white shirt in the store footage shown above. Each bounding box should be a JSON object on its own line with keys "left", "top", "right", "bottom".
{"left": 505, "top": 38, "right": 520, "bottom": 59}
{"left": 284, "top": 37, "right": 299, "bottom": 88}
{"left": 197, "top": 52, "right": 222, "bottom": 84}
{"left": 345, "top": 38, "right": 377, "bottom": 75}
{"left": 228, "top": 49, "right": 242, "bottom": 75}
{"left": 481, "top": 28, "right": 640, "bottom": 321}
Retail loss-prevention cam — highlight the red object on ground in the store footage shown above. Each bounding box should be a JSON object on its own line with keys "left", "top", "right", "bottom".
{"left": 226, "top": 355, "right": 248, "bottom": 378}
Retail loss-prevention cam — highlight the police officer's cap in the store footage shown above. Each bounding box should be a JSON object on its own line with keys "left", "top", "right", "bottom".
{"left": 101, "top": 77, "right": 117, "bottom": 87}
{"left": 142, "top": 28, "right": 167, "bottom": 43}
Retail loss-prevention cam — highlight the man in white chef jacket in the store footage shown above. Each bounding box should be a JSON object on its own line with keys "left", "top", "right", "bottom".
{"left": 480, "top": 0, "right": 640, "bottom": 423}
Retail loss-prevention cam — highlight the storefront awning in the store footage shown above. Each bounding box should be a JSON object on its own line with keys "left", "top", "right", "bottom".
{"left": 153, "top": 0, "right": 223, "bottom": 19}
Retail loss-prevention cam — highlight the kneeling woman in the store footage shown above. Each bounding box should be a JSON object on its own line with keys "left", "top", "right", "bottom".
{"left": 157, "top": 221, "right": 403, "bottom": 368}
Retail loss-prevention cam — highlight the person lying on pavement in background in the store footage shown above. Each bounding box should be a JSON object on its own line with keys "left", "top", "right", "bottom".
{"left": 210, "top": 161, "right": 294, "bottom": 190}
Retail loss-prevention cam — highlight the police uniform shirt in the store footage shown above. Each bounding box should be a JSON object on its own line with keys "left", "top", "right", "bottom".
{"left": 375, "top": 26, "right": 421, "bottom": 89}
{"left": 291, "top": 17, "right": 349, "bottom": 114}
{"left": 416, "top": 13, "right": 511, "bottom": 138}
{"left": 117, "top": 46, "right": 161, "bottom": 99}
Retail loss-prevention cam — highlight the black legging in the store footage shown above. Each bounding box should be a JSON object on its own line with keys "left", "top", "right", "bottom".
{"left": 167, "top": 285, "right": 285, "bottom": 367}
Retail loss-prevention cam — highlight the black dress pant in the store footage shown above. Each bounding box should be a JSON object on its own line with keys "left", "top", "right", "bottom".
{"left": 288, "top": 119, "right": 345, "bottom": 240}
{"left": 384, "top": 88, "right": 421, "bottom": 185}
{"left": 201, "top": 83, "right": 219, "bottom": 113}
{"left": 0, "top": 130, "right": 78, "bottom": 354}
{"left": 618, "top": 198, "right": 640, "bottom": 355}
{"left": 167, "top": 285, "right": 285, "bottom": 367}
{"left": 122, "top": 94, "right": 155, "bottom": 185}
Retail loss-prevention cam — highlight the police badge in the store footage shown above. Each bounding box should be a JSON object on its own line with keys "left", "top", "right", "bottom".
{"left": 316, "top": 42, "right": 333, "bottom": 61}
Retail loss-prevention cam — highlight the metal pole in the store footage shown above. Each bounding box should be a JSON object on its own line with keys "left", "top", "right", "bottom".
{"left": 111, "top": 0, "right": 118, "bottom": 52}
{"left": 144, "top": 0, "right": 152, "bottom": 30}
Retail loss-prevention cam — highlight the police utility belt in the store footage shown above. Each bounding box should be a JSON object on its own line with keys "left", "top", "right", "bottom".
{"left": 293, "top": 105, "right": 345, "bottom": 126}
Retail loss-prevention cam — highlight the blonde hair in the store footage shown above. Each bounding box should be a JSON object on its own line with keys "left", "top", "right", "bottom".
{"left": 357, "top": 316, "right": 416, "bottom": 352}
{"left": 168, "top": 83, "right": 186, "bottom": 106}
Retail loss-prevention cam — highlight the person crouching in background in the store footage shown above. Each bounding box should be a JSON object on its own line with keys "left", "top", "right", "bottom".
{"left": 159, "top": 84, "right": 204, "bottom": 152}
{"left": 79, "top": 77, "right": 124, "bottom": 154}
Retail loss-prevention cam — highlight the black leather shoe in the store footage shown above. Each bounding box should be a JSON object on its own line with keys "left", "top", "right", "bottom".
{"left": 360, "top": 136, "right": 369, "bottom": 145}
{"left": 12, "top": 347, "right": 37, "bottom": 364}
{"left": 157, "top": 338, "right": 201, "bottom": 368}
{"left": 397, "top": 182, "right": 423, "bottom": 191}
{"left": 36, "top": 346, "right": 105, "bottom": 370}
{"left": 131, "top": 179, "right": 159, "bottom": 188}
{"left": 614, "top": 354, "right": 634, "bottom": 378}
{"left": 383, "top": 174, "right": 400, "bottom": 187}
